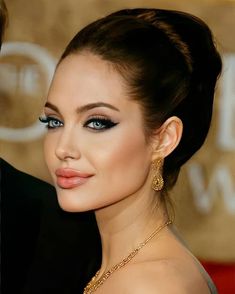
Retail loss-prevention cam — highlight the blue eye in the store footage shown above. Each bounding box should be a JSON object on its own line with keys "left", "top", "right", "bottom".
{"left": 39, "top": 116, "right": 63, "bottom": 129}
{"left": 84, "top": 117, "right": 118, "bottom": 131}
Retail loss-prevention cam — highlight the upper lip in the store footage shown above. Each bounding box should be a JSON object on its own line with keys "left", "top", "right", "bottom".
{"left": 55, "top": 168, "right": 93, "bottom": 178}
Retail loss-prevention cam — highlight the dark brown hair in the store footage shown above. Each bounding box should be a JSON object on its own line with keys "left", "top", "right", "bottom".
{"left": 60, "top": 8, "right": 222, "bottom": 191}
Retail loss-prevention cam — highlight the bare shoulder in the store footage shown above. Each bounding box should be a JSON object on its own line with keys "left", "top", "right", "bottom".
{"left": 120, "top": 258, "right": 211, "bottom": 294}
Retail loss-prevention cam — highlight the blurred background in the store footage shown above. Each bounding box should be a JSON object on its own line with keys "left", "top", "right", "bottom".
{"left": 0, "top": 0, "right": 235, "bottom": 292}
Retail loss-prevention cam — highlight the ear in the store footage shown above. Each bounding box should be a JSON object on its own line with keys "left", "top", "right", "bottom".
{"left": 151, "top": 116, "right": 183, "bottom": 160}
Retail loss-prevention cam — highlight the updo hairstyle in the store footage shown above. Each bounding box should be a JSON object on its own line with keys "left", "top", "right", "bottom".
{"left": 60, "top": 8, "right": 222, "bottom": 192}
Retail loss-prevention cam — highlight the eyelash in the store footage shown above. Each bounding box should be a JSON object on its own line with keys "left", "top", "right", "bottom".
{"left": 39, "top": 116, "right": 63, "bottom": 129}
{"left": 84, "top": 116, "right": 118, "bottom": 131}
{"left": 39, "top": 116, "right": 118, "bottom": 131}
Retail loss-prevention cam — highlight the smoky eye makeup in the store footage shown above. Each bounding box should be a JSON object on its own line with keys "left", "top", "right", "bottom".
{"left": 39, "top": 115, "right": 64, "bottom": 129}
{"left": 83, "top": 115, "right": 119, "bottom": 131}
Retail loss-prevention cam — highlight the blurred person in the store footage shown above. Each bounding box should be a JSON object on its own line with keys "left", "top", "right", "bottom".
{"left": 0, "top": 0, "right": 7, "bottom": 48}
{"left": 41, "top": 8, "right": 222, "bottom": 293}
{"left": 0, "top": 0, "right": 101, "bottom": 293}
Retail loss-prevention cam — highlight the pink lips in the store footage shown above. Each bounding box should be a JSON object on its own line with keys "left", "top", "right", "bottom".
{"left": 55, "top": 168, "right": 93, "bottom": 189}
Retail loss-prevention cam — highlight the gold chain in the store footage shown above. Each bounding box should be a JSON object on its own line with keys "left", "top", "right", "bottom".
{"left": 83, "top": 220, "right": 172, "bottom": 294}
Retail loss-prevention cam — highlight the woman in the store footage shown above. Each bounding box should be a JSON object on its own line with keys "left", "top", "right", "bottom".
{"left": 40, "top": 8, "right": 222, "bottom": 293}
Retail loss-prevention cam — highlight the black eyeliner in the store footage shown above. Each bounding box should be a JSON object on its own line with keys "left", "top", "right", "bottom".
{"left": 84, "top": 116, "right": 119, "bottom": 130}
{"left": 39, "top": 116, "right": 63, "bottom": 129}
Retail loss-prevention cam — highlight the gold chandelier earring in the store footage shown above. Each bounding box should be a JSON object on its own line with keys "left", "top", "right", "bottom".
{"left": 151, "top": 158, "right": 164, "bottom": 191}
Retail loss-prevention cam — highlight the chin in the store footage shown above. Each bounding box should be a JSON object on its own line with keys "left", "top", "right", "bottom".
{"left": 55, "top": 189, "right": 95, "bottom": 213}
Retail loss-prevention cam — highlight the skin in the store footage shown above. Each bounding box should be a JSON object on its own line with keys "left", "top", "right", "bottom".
{"left": 43, "top": 52, "right": 210, "bottom": 293}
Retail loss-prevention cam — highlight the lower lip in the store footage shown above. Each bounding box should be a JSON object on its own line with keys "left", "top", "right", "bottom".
{"left": 56, "top": 176, "right": 90, "bottom": 189}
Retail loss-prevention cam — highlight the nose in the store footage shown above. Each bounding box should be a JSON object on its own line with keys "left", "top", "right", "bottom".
{"left": 55, "top": 127, "right": 81, "bottom": 161}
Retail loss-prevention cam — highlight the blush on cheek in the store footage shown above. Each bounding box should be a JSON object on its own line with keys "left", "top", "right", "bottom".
{"left": 43, "top": 136, "right": 57, "bottom": 181}
{"left": 96, "top": 131, "right": 151, "bottom": 198}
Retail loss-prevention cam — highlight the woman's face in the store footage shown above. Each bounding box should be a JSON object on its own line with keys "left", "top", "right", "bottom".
{"left": 43, "top": 52, "right": 154, "bottom": 212}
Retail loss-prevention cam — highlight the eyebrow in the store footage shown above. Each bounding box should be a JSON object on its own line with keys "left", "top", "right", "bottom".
{"left": 44, "top": 102, "right": 120, "bottom": 114}
{"left": 76, "top": 102, "right": 120, "bottom": 113}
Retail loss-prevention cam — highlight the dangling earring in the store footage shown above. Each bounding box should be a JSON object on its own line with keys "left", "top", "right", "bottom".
{"left": 151, "top": 158, "right": 164, "bottom": 191}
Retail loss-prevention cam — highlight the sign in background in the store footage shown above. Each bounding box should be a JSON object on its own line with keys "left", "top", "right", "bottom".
{"left": 0, "top": 0, "right": 235, "bottom": 262}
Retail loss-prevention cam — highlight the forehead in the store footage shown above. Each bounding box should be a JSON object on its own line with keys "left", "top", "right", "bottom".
{"left": 48, "top": 52, "right": 130, "bottom": 108}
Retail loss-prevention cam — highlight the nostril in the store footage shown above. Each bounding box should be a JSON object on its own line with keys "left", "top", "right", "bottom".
{"left": 54, "top": 128, "right": 81, "bottom": 161}
{"left": 55, "top": 143, "right": 81, "bottom": 161}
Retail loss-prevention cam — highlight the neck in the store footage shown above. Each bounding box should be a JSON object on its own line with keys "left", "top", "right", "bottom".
{"left": 95, "top": 187, "right": 169, "bottom": 275}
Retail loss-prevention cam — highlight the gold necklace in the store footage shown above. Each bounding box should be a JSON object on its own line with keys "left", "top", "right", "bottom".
{"left": 83, "top": 220, "right": 172, "bottom": 294}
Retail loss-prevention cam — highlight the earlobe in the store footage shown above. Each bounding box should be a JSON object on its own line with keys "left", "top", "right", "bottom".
{"left": 152, "top": 116, "right": 183, "bottom": 160}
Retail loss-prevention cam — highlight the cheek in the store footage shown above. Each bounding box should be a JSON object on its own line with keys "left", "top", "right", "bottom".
{"left": 43, "top": 133, "right": 56, "bottom": 171}
{"left": 89, "top": 128, "right": 151, "bottom": 191}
